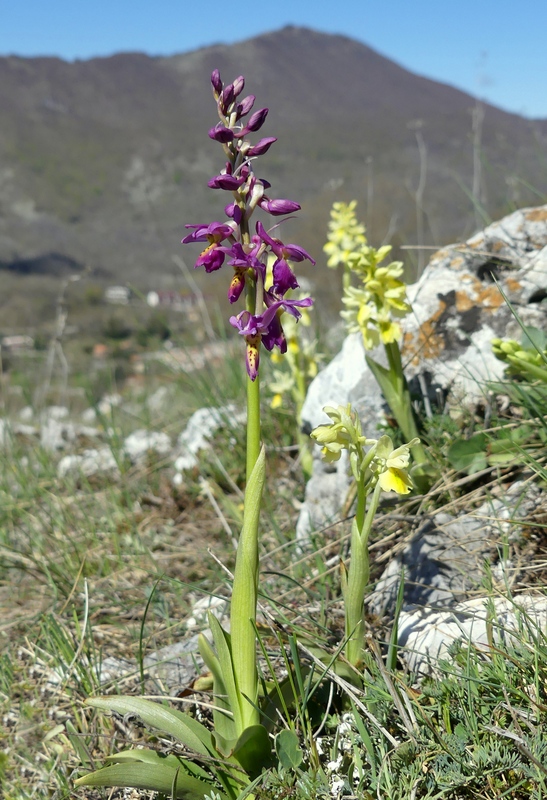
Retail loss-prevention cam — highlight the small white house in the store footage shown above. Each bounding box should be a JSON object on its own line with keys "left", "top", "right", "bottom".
{"left": 1, "top": 335, "right": 34, "bottom": 351}
{"left": 105, "top": 286, "right": 130, "bottom": 305}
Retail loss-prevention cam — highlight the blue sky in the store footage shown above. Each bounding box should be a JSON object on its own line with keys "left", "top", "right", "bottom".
{"left": 1, "top": 0, "right": 545, "bottom": 118}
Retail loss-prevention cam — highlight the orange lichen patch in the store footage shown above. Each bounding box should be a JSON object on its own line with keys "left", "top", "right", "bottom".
{"left": 525, "top": 208, "right": 547, "bottom": 222}
{"left": 506, "top": 277, "right": 522, "bottom": 292}
{"left": 467, "top": 237, "right": 485, "bottom": 250}
{"left": 490, "top": 240, "right": 505, "bottom": 253}
{"left": 476, "top": 285, "right": 506, "bottom": 310}
{"left": 449, "top": 256, "right": 464, "bottom": 269}
{"left": 403, "top": 300, "right": 447, "bottom": 365}
{"left": 455, "top": 291, "right": 474, "bottom": 312}
{"left": 431, "top": 248, "right": 451, "bottom": 262}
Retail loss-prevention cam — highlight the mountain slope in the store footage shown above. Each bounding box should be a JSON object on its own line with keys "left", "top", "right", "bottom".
{"left": 0, "top": 25, "right": 545, "bottom": 294}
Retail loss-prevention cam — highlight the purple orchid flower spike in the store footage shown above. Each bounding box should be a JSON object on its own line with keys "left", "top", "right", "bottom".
{"left": 182, "top": 68, "right": 314, "bottom": 380}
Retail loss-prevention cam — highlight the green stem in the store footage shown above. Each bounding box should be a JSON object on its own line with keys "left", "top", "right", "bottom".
{"left": 344, "top": 479, "right": 382, "bottom": 667}
{"left": 231, "top": 305, "right": 263, "bottom": 732}
{"left": 294, "top": 365, "right": 313, "bottom": 479}
{"left": 230, "top": 443, "right": 265, "bottom": 732}
{"left": 384, "top": 341, "right": 428, "bottom": 465}
{"left": 246, "top": 372, "right": 261, "bottom": 483}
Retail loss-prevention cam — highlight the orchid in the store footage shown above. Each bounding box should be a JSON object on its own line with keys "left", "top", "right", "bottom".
{"left": 311, "top": 405, "right": 418, "bottom": 668}
{"left": 182, "top": 72, "right": 313, "bottom": 382}
{"left": 325, "top": 201, "right": 431, "bottom": 480}
{"left": 493, "top": 332, "right": 547, "bottom": 383}
{"left": 324, "top": 201, "right": 367, "bottom": 269}
{"left": 374, "top": 434, "right": 419, "bottom": 494}
{"left": 77, "top": 69, "right": 316, "bottom": 799}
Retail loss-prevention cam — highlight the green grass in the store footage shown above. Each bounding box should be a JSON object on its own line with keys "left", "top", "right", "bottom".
{"left": 2, "top": 331, "right": 547, "bottom": 800}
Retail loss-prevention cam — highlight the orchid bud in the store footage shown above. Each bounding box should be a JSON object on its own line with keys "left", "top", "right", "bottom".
{"left": 237, "top": 95, "right": 255, "bottom": 119}
{"left": 247, "top": 137, "right": 277, "bottom": 157}
{"left": 241, "top": 108, "right": 268, "bottom": 134}
{"left": 260, "top": 198, "right": 301, "bottom": 216}
{"left": 211, "top": 69, "right": 223, "bottom": 96}
{"left": 232, "top": 75, "right": 245, "bottom": 97}
{"left": 219, "top": 84, "right": 235, "bottom": 114}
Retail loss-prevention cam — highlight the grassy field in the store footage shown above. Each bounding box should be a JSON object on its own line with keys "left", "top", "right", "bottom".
{"left": 2, "top": 320, "right": 547, "bottom": 800}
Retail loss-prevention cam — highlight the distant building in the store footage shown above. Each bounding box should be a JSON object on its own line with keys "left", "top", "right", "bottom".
{"left": 105, "top": 286, "right": 130, "bottom": 305}
{"left": 1, "top": 335, "right": 34, "bottom": 351}
{"left": 146, "top": 290, "right": 200, "bottom": 312}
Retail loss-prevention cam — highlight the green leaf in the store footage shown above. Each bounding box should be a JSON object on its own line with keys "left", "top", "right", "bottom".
{"left": 232, "top": 724, "right": 273, "bottom": 778}
{"left": 275, "top": 729, "right": 303, "bottom": 769}
{"left": 260, "top": 672, "right": 300, "bottom": 733}
{"left": 454, "top": 723, "right": 469, "bottom": 741}
{"left": 522, "top": 325, "right": 547, "bottom": 353}
{"left": 366, "top": 354, "right": 420, "bottom": 444}
{"left": 212, "top": 731, "right": 238, "bottom": 758}
{"left": 208, "top": 614, "right": 243, "bottom": 735}
{"left": 65, "top": 719, "right": 92, "bottom": 765}
{"left": 105, "top": 748, "right": 211, "bottom": 781}
{"left": 447, "top": 434, "right": 488, "bottom": 475}
{"left": 85, "top": 696, "right": 214, "bottom": 756}
{"left": 74, "top": 762, "right": 220, "bottom": 799}
{"left": 199, "top": 633, "right": 237, "bottom": 742}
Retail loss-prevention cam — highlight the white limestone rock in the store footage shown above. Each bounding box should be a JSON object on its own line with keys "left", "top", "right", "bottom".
{"left": 399, "top": 594, "right": 547, "bottom": 676}
{"left": 174, "top": 404, "right": 246, "bottom": 479}
{"left": 186, "top": 594, "right": 229, "bottom": 630}
{"left": 123, "top": 429, "right": 172, "bottom": 463}
{"left": 57, "top": 447, "right": 119, "bottom": 479}
{"left": 369, "top": 480, "right": 543, "bottom": 617}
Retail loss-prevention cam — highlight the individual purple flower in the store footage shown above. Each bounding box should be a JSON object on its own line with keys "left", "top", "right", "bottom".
{"left": 195, "top": 243, "right": 227, "bottom": 272}
{"left": 257, "top": 221, "right": 315, "bottom": 294}
{"left": 208, "top": 172, "right": 247, "bottom": 191}
{"left": 228, "top": 269, "right": 247, "bottom": 304}
{"left": 208, "top": 124, "right": 235, "bottom": 143}
{"left": 227, "top": 242, "right": 265, "bottom": 274}
{"left": 229, "top": 305, "right": 282, "bottom": 380}
{"left": 182, "top": 221, "right": 235, "bottom": 273}
{"left": 219, "top": 84, "right": 235, "bottom": 114}
{"left": 230, "top": 296, "right": 313, "bottom": 380}
{"left": 258, "top": 198, "right": 301, "bottom": 216}
{"left": 225, "top": 241, "right": 266, "bottom": 302}
{"left": 182, "top": 221, "right": 235, "bottom": 245}
{"left": 224, "top": 203, "right": 243, "bottom": 224}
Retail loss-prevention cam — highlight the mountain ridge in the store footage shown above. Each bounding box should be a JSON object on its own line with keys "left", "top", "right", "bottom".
{"left": 0, "top": 25, "right": 545, "bottom": 299}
